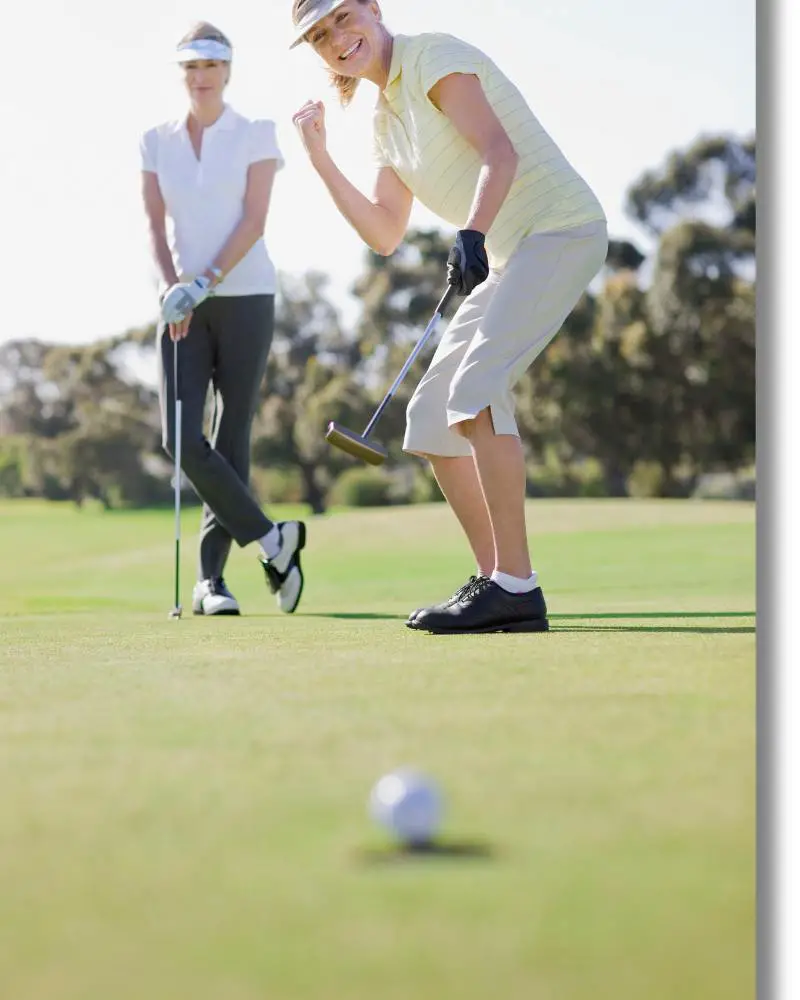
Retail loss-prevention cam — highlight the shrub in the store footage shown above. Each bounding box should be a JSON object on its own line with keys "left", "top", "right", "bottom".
{"left": 692, "top": 470, "right": 756, "bottom": 501}
{"left": 526, "top": 464, "right": 572, "bottom": 498}
{"left": 250, "top": 467, "right": 305, "bottom": 505}
{"left": 328, "top": 467, "right": 395, "bottom": 507}
{"left": 409, "top": 465, "right": 446, "bottom": 504}
{"left": 627, "top": 461, "right": 665, "bottom": 498}
{"left": 0, "top": 439, "right": 24, "bottom": 497}
{"left": 572, "top": 458, "right": 609, "bottom": 498}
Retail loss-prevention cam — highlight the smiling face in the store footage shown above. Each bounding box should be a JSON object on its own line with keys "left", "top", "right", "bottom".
{"left": 303, "top": 0, "right": 386, "bottom": 81}
{"left": 181, "top": 59, "right": 229, "bottom": 107}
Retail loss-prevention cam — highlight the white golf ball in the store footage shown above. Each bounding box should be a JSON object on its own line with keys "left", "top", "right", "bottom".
{"left": 369, "top": 769, "right": 443, "bottom": 845}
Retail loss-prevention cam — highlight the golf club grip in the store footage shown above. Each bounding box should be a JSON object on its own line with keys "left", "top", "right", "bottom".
{"left": 435, "top": 284, "right": 458, "bottom": 316}
{"left": 362, "top": 286, "right": 458, "bottom": 439}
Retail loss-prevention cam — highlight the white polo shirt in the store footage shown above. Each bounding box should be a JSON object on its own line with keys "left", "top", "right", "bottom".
{"left": 140, "top": 105, "right": 284, "bottom": 296}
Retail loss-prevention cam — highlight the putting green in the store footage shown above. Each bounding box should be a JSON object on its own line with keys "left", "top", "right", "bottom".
{"left": 0, "top": 498, "right": 755, "bottom": 1000}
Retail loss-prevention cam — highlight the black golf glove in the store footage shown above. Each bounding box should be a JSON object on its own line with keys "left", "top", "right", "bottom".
{"left": 447, "top": 230, "right": 490, "bottom": 296}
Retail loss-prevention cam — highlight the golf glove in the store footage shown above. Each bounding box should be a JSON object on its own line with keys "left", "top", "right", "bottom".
{"left": 160, "top": 276, "right": 212, "bottom": 324}
{"left": 447, "top": 230, "right": 490, "bottom": 296}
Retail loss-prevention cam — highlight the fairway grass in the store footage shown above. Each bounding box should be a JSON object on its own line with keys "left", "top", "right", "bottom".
{"left": 0, "top": 499, "right": 755, "bottom": 1000}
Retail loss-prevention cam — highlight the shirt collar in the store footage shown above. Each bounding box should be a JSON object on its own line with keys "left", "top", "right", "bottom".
{"left": 382, "top": 35, "right": 407, "bottom": 94}
{"left": 212, "top": 105, "right": 237, "bottom": 131}
{"left": 176, "top": 104, "right": 237, "bottom": 134}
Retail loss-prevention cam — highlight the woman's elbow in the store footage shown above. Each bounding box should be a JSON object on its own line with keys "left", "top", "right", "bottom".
{"left": 490, "top": 140, "right": 519, "bottom": 171}
{"left": 371, "top": 224, "right": 404, "bottom": 256}
{"left": 373, "top": 237, "right": 401, "bottom": 257}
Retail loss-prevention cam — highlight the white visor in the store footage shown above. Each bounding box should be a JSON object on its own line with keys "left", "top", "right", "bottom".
{"left": 289, "top": 0, "right": 350, "bottom": 49}
{"left": 176, "top": 38, "right": 232, "bottom": 63}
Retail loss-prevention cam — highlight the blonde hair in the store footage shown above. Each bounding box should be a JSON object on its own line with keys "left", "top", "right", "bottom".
{"left": 291, "top": 0, "right": 373, "bottom": 107}
{"left": 328, "top": 69, "right": 360, "bottom": 107}
{"left": 178, "top": 21, "right": 233, "bottom": 51}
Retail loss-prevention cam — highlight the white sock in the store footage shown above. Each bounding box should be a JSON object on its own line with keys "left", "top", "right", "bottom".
{"left": 491, "top": 570, "right": 539, "bottom": 594}
{"left": 259, "top": 526, "right": 281, "bottom": 560}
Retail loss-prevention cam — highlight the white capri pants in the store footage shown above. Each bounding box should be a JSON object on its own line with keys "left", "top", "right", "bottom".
{"left": 403, "top": 220, "right": 608, "bottom": 458}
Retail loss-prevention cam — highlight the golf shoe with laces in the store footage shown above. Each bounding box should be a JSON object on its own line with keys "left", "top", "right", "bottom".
{"left": 259, "top": 520, "right": 307, "bottom": 614}
{"left": 406, "top": 575, "right": 486, "bottom": 628}
{"left": 192, "top": 577, "right": 241, "bottom": 616}
{"left": 412, "top": 576, "right": 549, "bottom": 634}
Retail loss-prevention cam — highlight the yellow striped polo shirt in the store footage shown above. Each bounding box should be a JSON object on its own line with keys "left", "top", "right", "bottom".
{"left": 373, "top": 33, "right": 606, "bottom": 267}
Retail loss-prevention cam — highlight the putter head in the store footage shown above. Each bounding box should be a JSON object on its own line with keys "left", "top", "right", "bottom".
{"left": 168, "top": 606, "right": 182, "bottom": 620}
{"left": 326, "top": 422, "right": 388, "bottom": 466}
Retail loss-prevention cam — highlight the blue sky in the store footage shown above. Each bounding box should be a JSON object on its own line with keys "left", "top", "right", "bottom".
{"left": 0, "top": 0, "right": 754, "bottom": 346}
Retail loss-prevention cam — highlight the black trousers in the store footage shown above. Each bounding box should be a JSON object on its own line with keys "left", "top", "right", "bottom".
{"left": 158, "top": 294, "right": 275, "bottom": 581}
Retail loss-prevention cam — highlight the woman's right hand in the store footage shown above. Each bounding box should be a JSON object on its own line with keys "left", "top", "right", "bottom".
{"left": 292, "top": 100, "right": 328, "bottom": 163}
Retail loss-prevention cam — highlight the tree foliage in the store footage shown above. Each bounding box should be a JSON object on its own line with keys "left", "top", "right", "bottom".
{"left": 0, "top": 132, "right": 755, "bottom": 509}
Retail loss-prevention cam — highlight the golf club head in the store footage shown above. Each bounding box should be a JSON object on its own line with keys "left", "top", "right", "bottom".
{"left": 168, "top": 606, "right": 182, "bottom": 620}
{"left": 326, "top": 422, "right": 388, "bottom": 466}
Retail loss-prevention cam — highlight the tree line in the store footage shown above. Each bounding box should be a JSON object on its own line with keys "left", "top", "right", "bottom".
{"left": 0, "top": 133, "right": 755, "bottom": 513}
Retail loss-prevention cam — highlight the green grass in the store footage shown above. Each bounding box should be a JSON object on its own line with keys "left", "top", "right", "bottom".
{"left": 0, "top": 498, "right": 755, "bottom": 1000}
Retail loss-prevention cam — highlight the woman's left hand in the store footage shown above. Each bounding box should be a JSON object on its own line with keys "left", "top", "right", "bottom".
{"left": 161, "top": 276, "right": 211, "bottom": 325}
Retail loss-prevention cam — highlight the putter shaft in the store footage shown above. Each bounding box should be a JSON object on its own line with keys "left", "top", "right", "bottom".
{"left": 326, "top": 286, "right": 456, "bottom": 465}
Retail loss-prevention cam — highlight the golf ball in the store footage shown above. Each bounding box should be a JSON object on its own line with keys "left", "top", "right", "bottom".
{"left": 369, "top": 769, "right": 443, "bottom": 845}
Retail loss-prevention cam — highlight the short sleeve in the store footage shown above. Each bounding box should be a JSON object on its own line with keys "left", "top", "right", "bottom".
{"left": 371, "top": 109, "right": 390, "bottom": 169}
{"left": 414, "top": 33, "right": 487, "bottom": 100}
{"left": 140, "top": 128, "right": 158, "bottom": 172}
{"left": 372, "top": 139, "right": 389, "bottom": 169}
{"left": 248, "top": 119, "right": 285, "bottom": 170}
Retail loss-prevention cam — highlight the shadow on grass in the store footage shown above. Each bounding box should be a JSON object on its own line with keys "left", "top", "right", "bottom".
{"left": 302, "top": 610, "right": 755, "bottom": 624}
{"left": 302, "top": 612, "right": 409, "bottom": 621}
{"left": 550, "top": 611, "right": 755, "bottom": 621}
{"left": 550, "top": 610, "right": 755, "bottom": 635}
{"left": 242, "top": 610, "right": 756, "bottom": 630}
{"left": 553, "top": 624, "right": 755, "bottom": 635}
{"left": 356, "top": 839, "right": 497, "bottom": 866}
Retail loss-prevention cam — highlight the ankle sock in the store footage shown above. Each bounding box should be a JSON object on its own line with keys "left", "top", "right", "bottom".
{"left": 491, "top": 570, "right": 539, "bottom": 594}
{"left": 259, "top": 526, "right": 281, "bottom": 560}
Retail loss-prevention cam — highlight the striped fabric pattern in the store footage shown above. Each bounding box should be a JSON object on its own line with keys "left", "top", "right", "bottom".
{"left": 373, "top": 33, "right": 606, "bottom": 267}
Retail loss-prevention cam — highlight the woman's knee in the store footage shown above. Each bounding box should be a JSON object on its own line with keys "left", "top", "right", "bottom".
{"left": 162, "top": 426, "right": 208, "bottom": 467}
{"left": 161, "top": 424, "right": 175, "bottom": 461}
{"left": 449, "top": 407, "right": 493, "bottom": 440}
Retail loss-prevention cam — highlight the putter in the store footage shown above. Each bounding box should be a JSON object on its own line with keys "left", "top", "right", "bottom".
{"left": 169, "top": 336, "right": 183, "bottom": 620}
{"left": 326, "top": 285, "right": 457, "bottom": 465}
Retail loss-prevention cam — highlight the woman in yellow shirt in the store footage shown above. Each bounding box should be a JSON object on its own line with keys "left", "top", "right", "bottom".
{"left": 291, "top": 0, "right": 608, "bottom": 635}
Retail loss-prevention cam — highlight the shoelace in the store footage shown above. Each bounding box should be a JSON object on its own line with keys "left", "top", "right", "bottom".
{"left": 453, "top": 575, "right": 478, "bottom": 601}
{"left": 460, "top": 575, "right": 493, "bottom": 602}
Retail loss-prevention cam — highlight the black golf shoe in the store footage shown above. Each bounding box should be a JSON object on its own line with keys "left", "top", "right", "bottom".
{"left": 406, "top": 575, "right": 485, "bottom": 628}
{"left": 259, "top": 520, "right": 306, "bottom": 614}
{"left": 412, "top": 576, "right": 549, "bottom": 634}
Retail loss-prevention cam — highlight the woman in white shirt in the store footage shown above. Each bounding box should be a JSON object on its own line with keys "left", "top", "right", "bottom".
{"left": 140, "top": 21, "right": 306, "bottom": 617}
